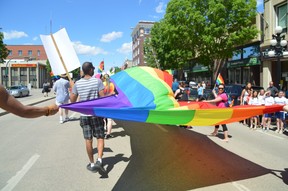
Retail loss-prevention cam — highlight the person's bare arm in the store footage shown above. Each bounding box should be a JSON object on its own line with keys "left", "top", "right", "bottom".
{"left": 70, "top": 93, "right": 78, "bottom": 103}
{"left": 99, "top": 89, "right": 105, "bottom": 98}
{"left": 240, "top": 89, "right": 245, "bottom": 105}
{"left": 0, "top": 85, "right": 58, "bottom": 118}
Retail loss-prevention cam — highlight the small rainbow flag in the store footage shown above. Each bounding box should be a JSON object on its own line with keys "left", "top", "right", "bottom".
{"left": 216, "top": 73, "right": 224, "bottom": 85}
{"left": 98, "top": 61, "right": 104, "bottom": 73}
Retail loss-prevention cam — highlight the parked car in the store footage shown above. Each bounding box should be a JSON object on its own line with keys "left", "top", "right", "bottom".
{"left": 189, "top": 81, "right": 197, "bottom": 89}
{"left": 7, "top": 85, "right": 30, "bottom": 97}
{"left": 224, "top": 84, "right": 264, "bottom": 106}
{"left": 188, "top": 87, "right": 214, "bottom": 101}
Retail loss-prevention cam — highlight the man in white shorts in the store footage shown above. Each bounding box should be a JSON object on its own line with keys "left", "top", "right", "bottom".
{"left": 53, "top": 74, "right": 70, "bottom": 123}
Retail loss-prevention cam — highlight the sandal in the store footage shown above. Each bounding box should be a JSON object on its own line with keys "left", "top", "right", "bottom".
{"left": 209, "top": 133, "right": 218, "bottom": 136}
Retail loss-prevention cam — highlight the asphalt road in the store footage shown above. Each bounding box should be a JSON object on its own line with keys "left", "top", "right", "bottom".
{"left": 0, "top": 97, "right": 287, "bottom": 191}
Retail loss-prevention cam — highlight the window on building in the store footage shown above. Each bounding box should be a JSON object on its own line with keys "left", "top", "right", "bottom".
{"left": 28, "top": 50, "right": 32, "bottom": 56}
{"left": 243, "top": 45, "right": 260, "bottom": 59}
{"left": 37, "top": 50, "right": 40, "bottom": 56}
{"left": 231, "top": 50, "right": 242, "bottom": 60}
{"left": 144, "top": 28, "right": 151, "bottom": 34}
{"left": 277, "top": 3, "right": 288, "bottom": 33}
{"left": 8, "top": 50, "right": 12, "bottom": 56}
{"left": 18, "top": 50, "right": 22, "bottom": 56}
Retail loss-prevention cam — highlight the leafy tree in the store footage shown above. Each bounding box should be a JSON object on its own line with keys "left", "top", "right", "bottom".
{"left": 146, "top": 0, "right": 258, "bottom": 81}
{"left": 0, "top": 32, "right": 9, "bottom": 63}
{"left": 46, "top": 59, "right": 80, "bottom": 80}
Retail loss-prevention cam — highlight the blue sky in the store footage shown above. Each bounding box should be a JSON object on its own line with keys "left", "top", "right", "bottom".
{"left": 0, "top": 0, "right": 264, "bottom": 71}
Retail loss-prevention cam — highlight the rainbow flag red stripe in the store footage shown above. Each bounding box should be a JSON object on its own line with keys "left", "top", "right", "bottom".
{"left": 216, "top": 73, "right": 224, "bottom": 85}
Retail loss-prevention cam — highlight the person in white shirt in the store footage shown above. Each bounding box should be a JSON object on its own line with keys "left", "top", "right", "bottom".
{"left": 263, "top": 91, "right": 275, "bottom": 132}
{"left": 201, "top": 81, "right": 206, "bottom": 89}
{"left": 274, "top": 91, "right": 287, "bottom": 133}
{"left": 248, "top": 90, "right": 260, "bottom": 129}
{"left": 257, "top": 89, "right": 265, "bottom": 127}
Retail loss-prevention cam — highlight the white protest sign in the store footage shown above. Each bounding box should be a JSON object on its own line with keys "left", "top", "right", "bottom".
{"left": 40, "top": 28, "right": 80, "bottom": 75}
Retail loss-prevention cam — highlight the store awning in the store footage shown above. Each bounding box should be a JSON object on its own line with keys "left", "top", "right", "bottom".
{"left": 191, "top": 65, "right": 209, "bottom": 73}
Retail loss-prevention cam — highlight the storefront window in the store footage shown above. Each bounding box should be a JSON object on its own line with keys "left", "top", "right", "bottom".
{"left": 11, "top": 68, "right": 19, "bottom": 85}
{"left": 243, "top": 67, "right": 250, "bottom": 84}
{"left": 277, "top": 3, "right": 287, "bottom": 32}
{"left": 29, "top": 68, "right": 37, "bottom": 88}
{"left": 20, "top": 68, "right": 27, "bottom": 85}
{"left": 243, "top": 45, "right": 260, "bottom": 59}
{"left": 232, "top": 51, "right": 242, "bottom": 60}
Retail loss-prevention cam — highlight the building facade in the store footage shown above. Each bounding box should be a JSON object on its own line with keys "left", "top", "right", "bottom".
{"left": 131, "top": 21, "right": 155, "bottom": 66}
{"left": 261, "top": 0, "right": 288, "bottom": 90}
{"left": 0, "top": 45, "right": 49, "bottom": 88}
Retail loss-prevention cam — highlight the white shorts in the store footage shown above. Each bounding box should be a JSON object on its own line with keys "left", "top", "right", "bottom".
{"left": 56, "top": 100, "right": 69, "bottom": 106}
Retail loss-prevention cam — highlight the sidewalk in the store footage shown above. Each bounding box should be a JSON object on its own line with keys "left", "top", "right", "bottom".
{"left": 0, "top": 88, "right": 55, "bottom": 116}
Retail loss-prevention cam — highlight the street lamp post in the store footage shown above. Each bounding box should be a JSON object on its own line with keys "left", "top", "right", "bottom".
{"left": 5, "top": 58, "right": 13, "bottom": 88}
{"left": 268, "top": 26, "right": 288, "bottom": 90}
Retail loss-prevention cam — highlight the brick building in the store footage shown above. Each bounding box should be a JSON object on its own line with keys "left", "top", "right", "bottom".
{"left": 0, "top": 45, "right": 49, "bottom": 88}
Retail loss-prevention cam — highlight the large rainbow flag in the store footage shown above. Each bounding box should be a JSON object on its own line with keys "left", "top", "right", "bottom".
{"left": 61, "top": 67, "right": 283, "bottom": 126}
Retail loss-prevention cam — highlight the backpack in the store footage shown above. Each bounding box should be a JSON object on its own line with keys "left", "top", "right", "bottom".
{"left": 222, "top": 93, "right": 231, "bottom": 107}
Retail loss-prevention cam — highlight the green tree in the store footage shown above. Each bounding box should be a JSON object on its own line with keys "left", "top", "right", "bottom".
{"left": 0, "top": 31, "right": 9, "bottom": 63}
{"left": 147, "top": 0, "right": 258, "bottom": 81}
{"left": 46, "top": 59, "right": 80, "bottom": 80}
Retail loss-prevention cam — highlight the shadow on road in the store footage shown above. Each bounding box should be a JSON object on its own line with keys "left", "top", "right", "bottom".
{"left": 112, "top": 120, "right": 272, "bottom": 191}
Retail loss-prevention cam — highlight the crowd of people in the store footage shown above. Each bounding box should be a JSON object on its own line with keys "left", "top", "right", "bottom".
{"left": 3, "top": 67, "right": 288, "bottom": 174}
{"left": 172, "top": 78, "right": 288, "bottom": 141}
{"left": 240, "top": 81, "right": 288, "bottom": 134}
{"left": 0, "top": 62, "right": 117, "bottom": 174}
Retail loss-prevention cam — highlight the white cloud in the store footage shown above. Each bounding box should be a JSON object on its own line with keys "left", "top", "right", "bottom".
{"left": 117, "top": 42, "right": 132, "bottom": 54}
{"left": 73, "top": 41, "right": 108, "bottom": 55}
{"left": 156, "top": 2, "right": 165, "bottom": 13}
{"left": 100, "top": 31, "right": 123, "bottom": 43}
{"left": 3, "top": 30, "right": 28, "bottom": 40}
{"left": 33, "top": 36, "right": 38, "bottom": 41}
{"left": 257, "top": 0, "right": 263, "bottom": 7}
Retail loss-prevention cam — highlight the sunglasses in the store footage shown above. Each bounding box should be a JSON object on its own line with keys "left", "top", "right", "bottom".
{"left": 218, "top": 88, "right": 224, "bottom": 90}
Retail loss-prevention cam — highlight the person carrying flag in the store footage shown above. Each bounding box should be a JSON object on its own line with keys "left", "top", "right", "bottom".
{"left": 203, "top": 75, "right": 229, "bottom": 142}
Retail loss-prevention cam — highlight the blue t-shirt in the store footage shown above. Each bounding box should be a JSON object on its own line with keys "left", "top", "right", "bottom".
{"left": 172, "top": 82, "right": 179, "bottom": 92}
{"left": 53, "top": 78, "right": 70, "bottom": 103}
{"left": 197, "top": 86, "right": 203, "bottom": 95}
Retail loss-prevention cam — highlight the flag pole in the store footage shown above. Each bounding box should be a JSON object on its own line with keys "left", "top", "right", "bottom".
{"left": 50, "top": 32, "right": 73, "bottom": 83}
{"left": 214, "top": 73, "right": 220, "bottom": 89}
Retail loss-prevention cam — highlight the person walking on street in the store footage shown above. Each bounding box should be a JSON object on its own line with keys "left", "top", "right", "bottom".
{"left": 196, "top": 83, "right": 204, "bottom": 101}
{"left": 70, "top": 62, "right": 106, "bottom": 173}
{"left": 0, "top": 84, "right": 58, "bottom": 118}
{"left": 102, "top": 73, "right": 117, "bottom": 139}
{"left": 43, "top": 81, "right": 50, "bottom": 97}
{"left": 53, "top": 74, "right": 71, "bottom": 124}
{"left": 203, "top": 83, "right": 229, "bottom": 142}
